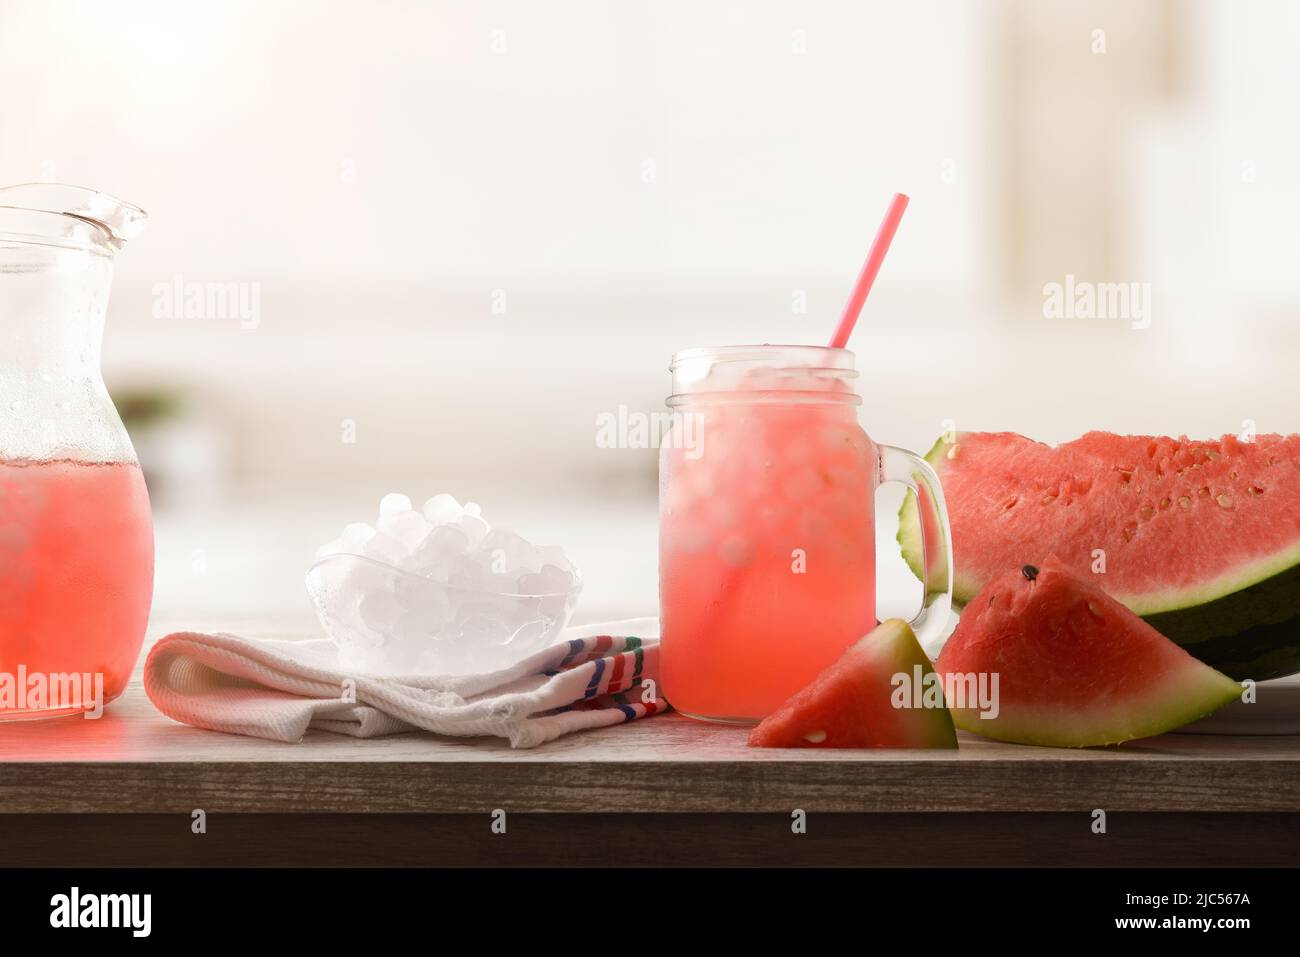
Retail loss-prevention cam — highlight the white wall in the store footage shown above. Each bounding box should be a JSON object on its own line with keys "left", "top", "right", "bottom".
{"left": 1, "top": 0, "right": 1296, "bottom": 494}
{"left": 0, "top": 0, "right": 985, "bottom": 283}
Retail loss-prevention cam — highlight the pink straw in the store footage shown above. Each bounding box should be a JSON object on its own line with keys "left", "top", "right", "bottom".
{"left": 828, "top": 192, "right": 910, "bottom": 349}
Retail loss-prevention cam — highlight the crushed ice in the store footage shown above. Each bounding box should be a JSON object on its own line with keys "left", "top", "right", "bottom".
{"left": 309, "top": 493, "right": 582, "bottom": 675}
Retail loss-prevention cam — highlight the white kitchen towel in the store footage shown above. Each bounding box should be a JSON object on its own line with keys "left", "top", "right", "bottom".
{"left": 144, "top": 617, "right": 665, "bottom": 748}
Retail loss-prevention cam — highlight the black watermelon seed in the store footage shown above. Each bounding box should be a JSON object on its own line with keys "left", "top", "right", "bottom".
{"left": 1021, "top": 564, "right": 1040, "bottom": 581}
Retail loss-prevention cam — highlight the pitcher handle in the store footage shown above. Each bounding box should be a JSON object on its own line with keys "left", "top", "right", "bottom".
{"left": 877, "top": 444, "right": 954, "bottom": 653}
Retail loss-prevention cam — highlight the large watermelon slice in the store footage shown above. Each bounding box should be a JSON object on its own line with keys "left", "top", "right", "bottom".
{"left": 748, "top": 619, "right": 957, "bottom": 749}
{"left": 899, "top": 431, "right": 1300, "bottom": 680}
{"left": 936, "top": 560, "right": 1242, "bottom": 747}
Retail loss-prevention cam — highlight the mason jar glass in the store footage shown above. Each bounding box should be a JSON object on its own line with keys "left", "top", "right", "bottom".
{"left": 658, "top": 345, "right": 952, "bottom": 722}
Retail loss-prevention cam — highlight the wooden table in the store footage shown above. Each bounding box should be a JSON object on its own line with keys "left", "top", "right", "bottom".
{"left": 2, "top": 625, "right": 1298, "bottom": 867}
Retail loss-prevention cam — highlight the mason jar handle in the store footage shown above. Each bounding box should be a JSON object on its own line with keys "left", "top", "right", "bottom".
{"left": 877, "top": 444, "right": 954, "bottom": 653}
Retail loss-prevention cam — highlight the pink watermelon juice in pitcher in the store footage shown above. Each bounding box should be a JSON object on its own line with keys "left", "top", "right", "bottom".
{"left": 0, "top": 459, "right": 154, "bottom": 711}
{"left": 0, "top": 184, "right": 154, "bottom": 718}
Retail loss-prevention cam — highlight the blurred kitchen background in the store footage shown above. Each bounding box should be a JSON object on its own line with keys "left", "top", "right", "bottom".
{"left": 2, "top": 0, "right": 1298, "bottom": 629}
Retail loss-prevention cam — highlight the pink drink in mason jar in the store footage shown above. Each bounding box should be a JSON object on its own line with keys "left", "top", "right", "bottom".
{"left": 659, "top": 345, "right": 951, "bottom": 723}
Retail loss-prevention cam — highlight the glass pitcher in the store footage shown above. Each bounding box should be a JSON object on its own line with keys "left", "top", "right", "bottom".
{"left": 0, "top": 184, "right": 153, "bottom": 719}
{"left": 659, "top": 345, "right": 953, "bottom": 723}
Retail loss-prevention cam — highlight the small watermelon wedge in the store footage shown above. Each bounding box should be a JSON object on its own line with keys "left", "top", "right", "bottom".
{"left": 936, "top": 559, "right": 1242, "bottom": 747}
{"left": 748, "top": 619, "right": 958, "bottom": 749}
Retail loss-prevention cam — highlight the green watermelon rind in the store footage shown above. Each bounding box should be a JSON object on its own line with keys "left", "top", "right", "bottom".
{"left": 866, "top": 619, "right": 959, "bottom": 749}
{"left": 1120, "top": 539, "right": 1300, "bottom": 619}
{"left": 900, "top": 431, "right": 1300, "bottom": 681}
{"left": 897, "top": 489, "right": 923, "bottom": 580}
{"left": 947, "top": 664, "right": 1242, "bottom": 749}
{"left": 1143, "top": 564, "right": 1300, "bottom": 680}
{"left": 897, "top": 434, "right": 981, "bottom": 605}
{"left": 749, "top": 619, "right": 959, "bottom": 749}
{"left": 938, "top": 562, "right": 1246, "bottom": 748}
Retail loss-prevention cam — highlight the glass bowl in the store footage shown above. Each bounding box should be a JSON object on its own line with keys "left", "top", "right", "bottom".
{"left": 305, "top": 553, "right": 582, "bottom": 676}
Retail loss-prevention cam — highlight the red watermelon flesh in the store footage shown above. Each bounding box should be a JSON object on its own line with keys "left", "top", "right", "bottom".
{"left": 748, "top": 619, "right": 957, "bottom": 749}
{"left": 900, "top": 431, "right": 1300, "bottom": 680}
{"left": 936, "top": 559, "right": 1242, "bottom": 747}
